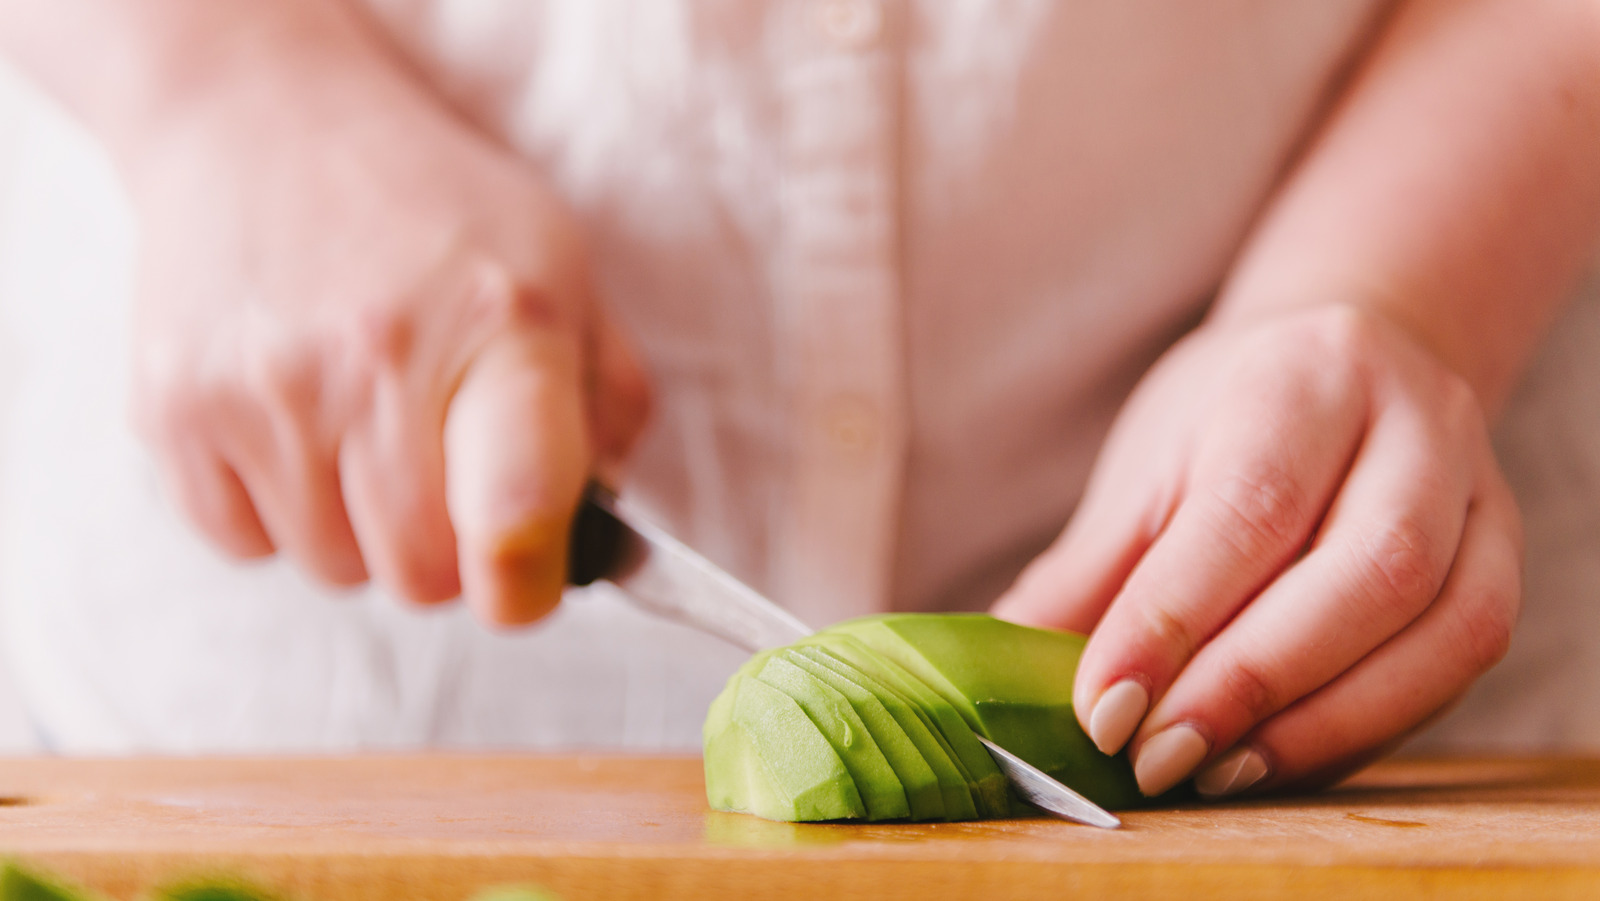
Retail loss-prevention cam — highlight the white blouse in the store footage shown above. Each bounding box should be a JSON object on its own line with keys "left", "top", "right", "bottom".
{"left": 2, "top": 0, "right": 1595, "bottom": 754}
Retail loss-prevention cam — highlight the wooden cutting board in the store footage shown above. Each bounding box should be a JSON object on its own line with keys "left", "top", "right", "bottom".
{"left": 0, "top": 755, "right": 1596, "bottom": 900}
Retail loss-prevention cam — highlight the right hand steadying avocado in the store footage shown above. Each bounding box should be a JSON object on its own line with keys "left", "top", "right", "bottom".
{"left": 992, "top": 0, "right": 1600, "bottom": 803}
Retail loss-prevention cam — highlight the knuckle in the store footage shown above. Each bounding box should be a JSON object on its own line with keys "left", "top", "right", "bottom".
{"left": 1138, "top": 603, "right": 1200, "bottom": 662}
{"left": 466, "top": 263, "right": 567, "bottom": 334}
{"left": 245, "top": 340, "right": 323, "bottom": 410}
{"left": 1220, "top": 654, "right": 1282, "bottom": 723}
{"left": 1359, "top": 516, "right": 1443, "bottom": 610}
{"left": 1206, "top": 460, "right": 1312, "bottom": 559}
{"left": 343, "top": 303, "right": 417, "bottom": 376}
{"left": 1456, "top": 584, "right": 1519, "bottom": 674}
{"left": 1437, "top": 371, "right": 1486, "bottom": 435}
{"left": 1303, "top": 303, "right": 1378, "bottom": 361}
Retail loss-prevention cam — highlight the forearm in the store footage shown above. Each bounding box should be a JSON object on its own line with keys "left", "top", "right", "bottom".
{"left": 0, "top": 1, "right": 415, "bottom": 175}
{"left": 1214, "top": 0, "right": 1600, "bottom": 417}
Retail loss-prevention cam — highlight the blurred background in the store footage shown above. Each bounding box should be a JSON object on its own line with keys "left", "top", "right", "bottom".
{"left": 0, "top": 62, "right": 39, "bottom": 751}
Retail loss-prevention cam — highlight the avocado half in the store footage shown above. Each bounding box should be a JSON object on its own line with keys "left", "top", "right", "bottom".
{"left": 703, "top": 613, "right": 1145, "bottom": 822}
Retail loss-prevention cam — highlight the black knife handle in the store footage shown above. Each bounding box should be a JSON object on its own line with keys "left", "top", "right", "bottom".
{"left": 567, "top": 483, "right": 626, "bottom": 586}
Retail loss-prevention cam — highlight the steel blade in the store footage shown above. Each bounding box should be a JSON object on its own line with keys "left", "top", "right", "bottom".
{"left": 581, "top": 488, "right": 811, "bottom": 653}
{"left": 977, "top": 736, "right": 1122, "bottom": 828}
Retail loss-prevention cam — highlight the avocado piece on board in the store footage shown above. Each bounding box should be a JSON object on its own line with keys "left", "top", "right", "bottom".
{"left": 755, "top": 654, "right": 911, "bottom": 821}
{"left": 704, "top": 677, "right": 866, "bottom": 821}
{"left": 0, "top": 863, "right": 95, "bottom": 901}
{"left": 829, "top": 613, "right": 1142, "bottom": 810}
{"left": 778, "top": 647, "right": 945, "bottom": 821}
{"left": 800, "top": 634, "right": 1001, "bottom": 818}
{"left": 790, "top": 645, "right": 975, "bottom": 821}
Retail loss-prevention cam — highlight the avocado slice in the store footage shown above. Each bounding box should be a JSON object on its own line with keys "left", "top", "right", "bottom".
{"left": 829, "top": 614, "right": 1142, "bottom": 810}
{"left": 778, "top": 647, "right": 945, "bottom": 821}
{"left": 754, "top": 654, "right": 911, "bottom": 821}
{"left": 703, "top": 676, "right": 866, "bottom": 821}
{"left": 800, "top": 633, "right": 1003, "bottom": 818}
{"left": 789, "top": 644, "right": 974, "bottom": 821}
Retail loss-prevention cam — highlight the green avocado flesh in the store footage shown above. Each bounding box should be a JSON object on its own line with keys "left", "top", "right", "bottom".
{"left": 703, "top": 613, "right": 1143, "bottom": 822}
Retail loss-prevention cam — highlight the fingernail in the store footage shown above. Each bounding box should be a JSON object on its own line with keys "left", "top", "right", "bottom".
{"left": 1134, "top": 725, "right": 1209, "bottom": 797}
{"left": 1087, "top": 680, "right": 1149, "bottom": 755}
{"left": 1194, "top": 746, "right": 1269, "bottom": 800}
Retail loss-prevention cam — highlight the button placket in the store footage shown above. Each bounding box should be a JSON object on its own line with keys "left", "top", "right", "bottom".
{"left": 771, "top": 0, "right": 906, "bottom": 626}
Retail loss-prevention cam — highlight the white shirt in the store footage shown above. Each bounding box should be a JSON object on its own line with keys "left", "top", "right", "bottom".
{"left": 2, "top": 0, "right": 1595, "bottom": 753}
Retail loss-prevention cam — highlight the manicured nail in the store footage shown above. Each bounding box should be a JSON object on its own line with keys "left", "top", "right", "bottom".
{"left": 1087, "top": 680, "right": 1148, "bottom": 755}
{"left": 1194, "top": 746, "right": 1269, "bottom": 800}
{"left": 1134, "top": 725, "right": 1209, "bottom": 797}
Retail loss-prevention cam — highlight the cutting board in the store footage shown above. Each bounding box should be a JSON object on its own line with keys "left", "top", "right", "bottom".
{"left": 0, "top": 755, "right": 1596, "bottom": 900}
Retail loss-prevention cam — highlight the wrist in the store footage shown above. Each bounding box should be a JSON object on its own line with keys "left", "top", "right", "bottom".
{"left": 13, "top": 1, "right": 416, "bottom": 189}
{"left": 1207, "top": 278, "right": 1511, "bottom": 416}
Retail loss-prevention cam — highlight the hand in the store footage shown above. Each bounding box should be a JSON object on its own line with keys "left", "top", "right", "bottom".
{"left": 126, "top": 34, "right": 650, "bottom": 625}
{"left": 992, "top": 305, "right": 1521, "bottom": 798}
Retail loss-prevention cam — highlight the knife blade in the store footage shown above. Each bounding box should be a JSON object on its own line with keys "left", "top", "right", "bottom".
{"left": 567, "top": 483, "right": 1121, "bottom": 828}
{"left": 568, "top": 484, "right": 812, "bottom": 652}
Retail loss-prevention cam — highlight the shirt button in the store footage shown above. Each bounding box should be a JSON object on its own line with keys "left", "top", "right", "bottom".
{"left": 821, "top": 394, "right": 880, "bottom": 456}
{"left": 816, "top": 0, "right": 882, "bottom": 49}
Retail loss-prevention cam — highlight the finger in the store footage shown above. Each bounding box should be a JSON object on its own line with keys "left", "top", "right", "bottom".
{"left": 445, "top": 326, "right": 590, "bottom": 626}
{"left": 340, "top": 379, "right": 461, "bottom": 604}
{"left": 240, "top": 437, "right": 369, "bottom": 587}
{"left": 223, "top": 372, "right": 368, "bottom": 587}
{"left": 989, "top": 475, "right": 1170, "bottom": 635}
{"left": 1191, "top": 474, "right": 1520, "bottom": 799}
{"left": 1130, "top": 399, "right": 1472, "bottom": 795}
{"left": 587, "top": 312, "right": 652, "bottom": 477}
{"left": 989, "top": 380, "right": 1193, "bottom": 633}
{"left": 157, "top": 443, "right": 275, "bottom": 559}
{"left": 1069, "top": 365, "right": 1365, "bottom": 755}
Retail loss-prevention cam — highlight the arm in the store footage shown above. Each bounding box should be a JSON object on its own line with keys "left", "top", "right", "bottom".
{"left": 0, "top": 1, "right": 652, "bottom": 622}
{"left": 1216, "top": 0, "right": 1600, "bottom": 415}
{"left": 0, "top": 1, "right": 395, "bottom": 178}
{"left": 996, "top": 0, "right": 1600, "bottom": 797}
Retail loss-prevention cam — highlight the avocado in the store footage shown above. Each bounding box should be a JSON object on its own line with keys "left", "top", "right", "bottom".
{"left": 703, "top": 677, "right": 865, "bottom": 821}
{"left": 833, "top": 614, "right": 1142, "bottom": 810}
{"left": 789, "top": 644, "right": 975, "bottom": 820}
{"left": 797, "top": 635, "right": 992, "bottom": 818}
{"left": 754, "top": 654, "right": 911, "bottom": 820}
{"left": 779, "top": 647, "right": 945, "bottom": 820}
{"left": 703, "top": 614, "right": 1144, "bottom": 822}
{"left": 0, "top": 863, "right": 92, "bottom": 901}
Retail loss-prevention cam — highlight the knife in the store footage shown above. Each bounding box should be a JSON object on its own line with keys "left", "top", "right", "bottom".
{"left": 568, "top": 483, "right": 1121, "bottom": 829}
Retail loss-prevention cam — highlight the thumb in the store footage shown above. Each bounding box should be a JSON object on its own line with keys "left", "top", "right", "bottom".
{"left": 445, "top": 327, "right": 590, "bottom": 626}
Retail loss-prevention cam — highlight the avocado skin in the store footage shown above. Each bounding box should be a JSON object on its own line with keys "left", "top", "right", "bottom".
{"left": 704, "top": 613, "right": 1147, "bottom": 821}
{"left": 832, "top": 614, "right": 1144, "bottom": 811}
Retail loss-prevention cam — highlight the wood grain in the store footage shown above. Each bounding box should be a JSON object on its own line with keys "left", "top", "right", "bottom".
{"left": 0, "top": 755, "right": 1596, "bottom": 900}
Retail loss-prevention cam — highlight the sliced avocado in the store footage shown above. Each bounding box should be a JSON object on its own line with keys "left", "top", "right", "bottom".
{"left": 704, "top": 677, "right": 865, "bottom": 821}
{"left": 789, "top": 644, "right": 972, "bottom": 821}
{"left": 755, "top": 654, "right": 910, "bottom": 821}
{"left": 778, "top": 647, "right": 945, "bottom": 821}
{"left": 801, "top": 633, "right": 1001, "bottom": 818}
{"left": 829, "top": 613, "right": 1142, "bottom": 810}
{"left": 0, "top": 863, "right": 95, "bottom": 901}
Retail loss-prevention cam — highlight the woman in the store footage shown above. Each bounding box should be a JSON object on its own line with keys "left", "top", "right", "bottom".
{"left": 0, "top": 0, "right": 1597, "bottom": 801}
